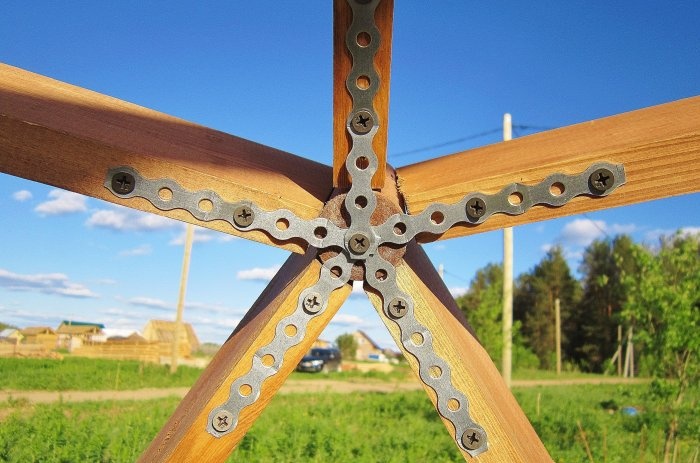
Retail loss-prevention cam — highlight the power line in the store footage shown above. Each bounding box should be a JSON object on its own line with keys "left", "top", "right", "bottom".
{"left": 391, "top": 124, "right": 556, "bottom": 158}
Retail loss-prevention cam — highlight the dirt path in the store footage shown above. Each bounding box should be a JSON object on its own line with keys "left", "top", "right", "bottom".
{"left": 0, "top": 377, "right": 649, "bottom": 404}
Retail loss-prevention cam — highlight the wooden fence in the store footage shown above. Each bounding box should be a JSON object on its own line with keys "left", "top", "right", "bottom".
{"left": 72, "top": 342, "right": 160, "bottom": 363}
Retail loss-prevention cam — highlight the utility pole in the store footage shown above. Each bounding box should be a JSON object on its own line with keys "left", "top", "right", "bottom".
{"left": 555, "top": 297, "right": 562, "bottom": 375}
{"left": 171, "top": 224, "right": 195, "bottom": 374}
{"left": 501, "top": 113, "right": 514, "bottom": 388}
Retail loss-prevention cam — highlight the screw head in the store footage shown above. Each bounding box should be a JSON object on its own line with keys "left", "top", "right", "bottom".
{"left": 350, "top": 110, "right": 374, "bottom": 135}
{"left": 111, "top": 172, "right": 135, "bottom": 195}
{"left": 589, "top": 168, "right": 615, "bottom": 194}
{"left": 212, "top": 409, "right": 234, "bottom": 433}
{"left": 233, "top": 206, "right": 254, "bottom": 228}
{"left": 461, "top": 428, "right": 485, "bottom": 451}
{"left": 466, "top": 197, "right": 486, "bottom": 220}
{"left": 348, "top": 233, "right": 371, "bottom": 254}
{"left": 388, "top": 297, "right": 408, "bottom": 319}
{"left": 303, "top": 292, "right": 323, "bottom": 314}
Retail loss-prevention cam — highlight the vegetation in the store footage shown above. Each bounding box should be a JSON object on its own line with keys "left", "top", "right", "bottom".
{"left": 335, "top": 333, "right": 358, "bottom": 361}
{"left": 0, "top": 384, "right": 697, "bottom": 462}
{"left": 0, "top": 357, "right": 203, "bottom": 391}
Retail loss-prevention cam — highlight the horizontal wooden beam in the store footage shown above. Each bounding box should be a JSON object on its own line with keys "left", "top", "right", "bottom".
{"left": 0, "top": 63, "right": 333, "bottom": 253}
{"left": 397, "top": 96, "right": 700, "bottom": 242}
{"left": 333, "top": 0, "right": 393, "bottom": 189}
{"left": 140, "top": 250, "right": 352, "bottom": 462}
{"left": 365, "top": 243, "right": 552, "bottom": 462}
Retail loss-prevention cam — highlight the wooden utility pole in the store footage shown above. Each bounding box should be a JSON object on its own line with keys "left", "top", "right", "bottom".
{"left": 171, "top": 223, "right": 195, "bottom": 374}
{"left": 617, "top": 325, "right": 623, "bottom": 376}
{"left": 555, "top": 297, "right": 562, "bottom": 375}
{"left": 502, "top": 113, "right": 514, "bottom": 388}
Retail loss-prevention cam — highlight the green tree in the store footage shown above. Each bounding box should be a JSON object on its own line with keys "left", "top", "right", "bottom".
{"left": 575, "top": 235, "right": 637, "bottom": 371}
{"left": 621, "top": 233, "right": 700, "bottom": 460}
{"left": 514, "top": 246, "right": 581, "bottom": 369}
{"left": 335, "top": 333, "right": 358, "bottom": 361}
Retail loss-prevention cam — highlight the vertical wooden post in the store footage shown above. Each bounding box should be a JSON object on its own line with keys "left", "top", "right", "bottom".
{"left": 171, "top": 224, "right": 194, "bottom": 374}
{"left": 617, "top": 324, "right": 623, "bottom": 376}
{"left": 555, "top": 297, "right": 561, "bottom": 375}
{"left": 501, "top": 113, "right": 514, "bottom": 388}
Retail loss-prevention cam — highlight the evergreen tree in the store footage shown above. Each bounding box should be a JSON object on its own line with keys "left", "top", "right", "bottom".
{"left": 514, "top": 246, "right": 581, "bottom": 369}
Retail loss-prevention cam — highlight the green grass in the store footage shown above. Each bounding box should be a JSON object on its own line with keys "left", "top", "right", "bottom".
{"left": 1, "top": 384, "right": 698, "bottom": 462}
{"left": 0, "top": 357, "right": 202, "bottom": 391}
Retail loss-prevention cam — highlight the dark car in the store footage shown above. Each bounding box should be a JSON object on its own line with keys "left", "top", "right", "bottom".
{"left": 296, "top": 348, "right": 342, "bottom": 373}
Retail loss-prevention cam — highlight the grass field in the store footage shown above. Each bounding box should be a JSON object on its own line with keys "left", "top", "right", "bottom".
{"left": 1, "top": 358, "right": 698, "bottom": 462}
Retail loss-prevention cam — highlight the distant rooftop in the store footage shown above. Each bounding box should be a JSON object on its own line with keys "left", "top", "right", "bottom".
{"left": 60, "top": 320, "right": 106, "bottom": 329}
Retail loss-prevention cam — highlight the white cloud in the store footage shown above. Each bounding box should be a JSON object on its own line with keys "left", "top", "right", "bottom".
{"left": 0, "top": 268, "right": 98, "bottom": 298}
{"left": 449, "top": 287, "right": 468, "bottom": 297}
{"left": 559, "top": 218, "right": 637, "bottom": 247}
{"left": 119, "top": 244, "right": 152, "bottom": 257}
{"left": 644, "top": 226, "right": 700, "bottom": 244}
{"left": 236, "top": 265, "right": 282, "bottom": 282}
{"left": 330, "top": 313, "right": 366, "bottom": 327}
{"left": 12, "top": 190, "right": 33, "bottom": 202}
{"left": 169, "top": 225, "right": 237, "bottom": 246}
{"left": 127, "top": 296, "right": 173, "bottom": 310}
{"left": 35, "top": 189, "right": 88, "bottom": 216}
{"left": 185, "top": 301, "right": 245, "bottom": 315}
{"left": 86, "top": 205, "right": 177, "bottom": 232}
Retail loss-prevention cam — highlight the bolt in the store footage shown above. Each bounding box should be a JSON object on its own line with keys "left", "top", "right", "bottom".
{"left": 388, "top": 297, "right": 408, "bottom": 319}
{"left": 350, "top": 110, "right": 374, "bottom": 135}
{"left": 589, "top": 168, "right": 614, "bottom": 194}
{"left": 212, "top": 409, "right": 234, "bottom": 433}
{"left": 466, "top": 197, "right": 486, "bottom": 220}
{"left": 233, "top": 206, "right": 254, "bottom": 228}
{"left": 348, "top": 233, "right": 371, "bottom": 254}
{"left": 111, "top": 171, "right": 135, "bottom": 195}
{"left": 303, "top": 292, "right": 323, "bottom": 314}
{"left": 461, "top": 428, "right": 485, "bottom": 451}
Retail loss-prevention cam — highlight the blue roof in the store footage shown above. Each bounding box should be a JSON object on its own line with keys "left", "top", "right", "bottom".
{"left": 61, "top": 320, "right": 105, "bottom": 329}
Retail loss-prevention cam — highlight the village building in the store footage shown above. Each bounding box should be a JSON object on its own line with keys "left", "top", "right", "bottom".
{"left": 311, "top": 338, "right": 333, "bottom": 349}
{"left": 0, "top": 328, "right": 23, "bottom": 344}
{"left": 19, "top": 326, "right": 58, "bottom": 350}
{"left": 142, "top": 320, "right": 200, "bottom": 360}
{"left": 56, "top": 320, "right": 106, "bottom": 350}
{"left": 352, "top": 330, "right": 387, "bottom": 362}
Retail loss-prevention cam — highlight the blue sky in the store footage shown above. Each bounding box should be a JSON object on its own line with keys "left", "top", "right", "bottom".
{"left": 1, "top": 2, "right": 698, "bottom": 347}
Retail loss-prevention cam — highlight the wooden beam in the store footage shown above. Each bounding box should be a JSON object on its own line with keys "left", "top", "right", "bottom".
{"left": 0, "top": 63, "right": 333, "bottom": 254}
{"left": 333, "top": 0, "right": 393, "bottom": 189}
{"left": 140, "top": 250, "right": 352, "bottom": 462}
{"left": 397, "top": 96, "right": 700, "bottom": 242}
{"left": 365, "top": 243, "right": 552, "bottom": 462}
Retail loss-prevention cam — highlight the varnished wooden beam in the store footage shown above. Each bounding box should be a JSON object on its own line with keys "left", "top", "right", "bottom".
{"left": 139, "top": 250, "right": 352, "bottom": 462}
{"left": 365, "top": 243, "right": 552, "bottom": 462}
{"left": 397, "top": 96, "right": 700, "bottom": 242}
{"left": 0, "top": 63, "right": 333, "bottom": 254}
{"left": 333, "top": 0, "right": 393, "bottom": 189}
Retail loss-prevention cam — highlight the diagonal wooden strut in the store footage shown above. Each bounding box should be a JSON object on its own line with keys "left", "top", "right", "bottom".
{"left": 365, "top": 243, "right": 552, "bottom": 462}
{"left": 139, "top": 250, "right": 351, "bottom": 462}
{"left": 397, "top": 96, "right": 700, "bottom": 243}
{"left": 0, "top": 63, "right": 332, "bottom": 254}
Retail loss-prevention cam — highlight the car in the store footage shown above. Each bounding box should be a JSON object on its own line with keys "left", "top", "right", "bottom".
{"left": 296, "top": 347, "right": 342, "bottom": 373}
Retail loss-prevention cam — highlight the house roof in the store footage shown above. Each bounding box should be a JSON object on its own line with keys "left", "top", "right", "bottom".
{"left": 143, "top": 320, "right": 200, "bottom": 349}
{"left": 59, "top": 320, "right": 106, "bottom": 329}
{"left": 0, "top": 328, "right": 21, "bottom": 338}
{"left": 20, "top": 326, "right": 56, "bottom": 336}
{"left": 355, "top": 330, "right": 383, "bottom": 350}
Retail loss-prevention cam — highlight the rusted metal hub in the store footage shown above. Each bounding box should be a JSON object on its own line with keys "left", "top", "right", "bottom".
{"left": 318, "top": 192, "right": 406, "bottom": 280}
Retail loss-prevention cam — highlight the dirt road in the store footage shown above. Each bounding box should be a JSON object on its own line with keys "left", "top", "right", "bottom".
{"left": 0, "top": 377, "right": 648, "bottom": 404}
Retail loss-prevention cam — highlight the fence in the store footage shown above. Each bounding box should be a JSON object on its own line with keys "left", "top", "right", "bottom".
{"left": 72, "top": 342, "right": 160, "bottom": 363}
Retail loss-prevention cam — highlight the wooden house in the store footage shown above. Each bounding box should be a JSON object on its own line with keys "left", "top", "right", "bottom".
{"left": 56, "top": 320, "right": 106, "bottom": 350}
{"left": 311, "top": 338, "right": 333, "bottom": 349}
{"left": 142, "top": 320, "right": 200, "bottom": 359}
{"left": 19, "top": 326, "right": 57, "bottom": 350}
{"left": 0, "top": 328, "right": 23, "bottom": 344}
{"left": 352, "top": 330, "right": 387, "bottom": 362}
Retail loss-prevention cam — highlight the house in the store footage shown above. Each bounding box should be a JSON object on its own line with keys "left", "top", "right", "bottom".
{"left": 56, "top": 320, "right": 106, "bottom": 350}
{"left": 19, "top": 326, "right": 58, "bottom": 350}
{"left": 352, "top": 330, "right": 387, "bottom": 362}
{"left": 312, "top": 338, "right": 333, "bottom": 349}
{"left": 142, "top": 320, "right": 200, "bottom": 359}
{"left": 0, "top": 328, "right": 23, "bottom": 344}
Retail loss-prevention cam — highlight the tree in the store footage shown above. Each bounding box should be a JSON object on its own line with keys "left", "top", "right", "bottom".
{"left": 514, "top": 246, "right": 581, "bottom": 369}
{"left": 575, "top": 235, "right": 637, "bottom": 371}
{"left": 621, "top": 233, "right": 700, "bottom": 461}
{"left": 335, "top": 333, "right": 358, "bottom": 361}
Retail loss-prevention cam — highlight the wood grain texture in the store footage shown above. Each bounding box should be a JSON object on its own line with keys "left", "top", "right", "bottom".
{"left": 365, "top": 243, "right": 552, "bottom": 462}
{"left": 0, "top": 63, "right": 333, "bottom": 253}
{"left": 397, "top": 96, "right": 700, "bottom": 242}
{"left": 333, "top": 0, "right": 393, "bottom": 189}
{"left": 139, "top": 250, "right": 352, "bottom": 462}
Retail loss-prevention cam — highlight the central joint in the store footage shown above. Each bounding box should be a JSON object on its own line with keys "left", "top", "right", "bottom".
{"left": 348, "top": 232, "right": 371, "bottom": 254}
